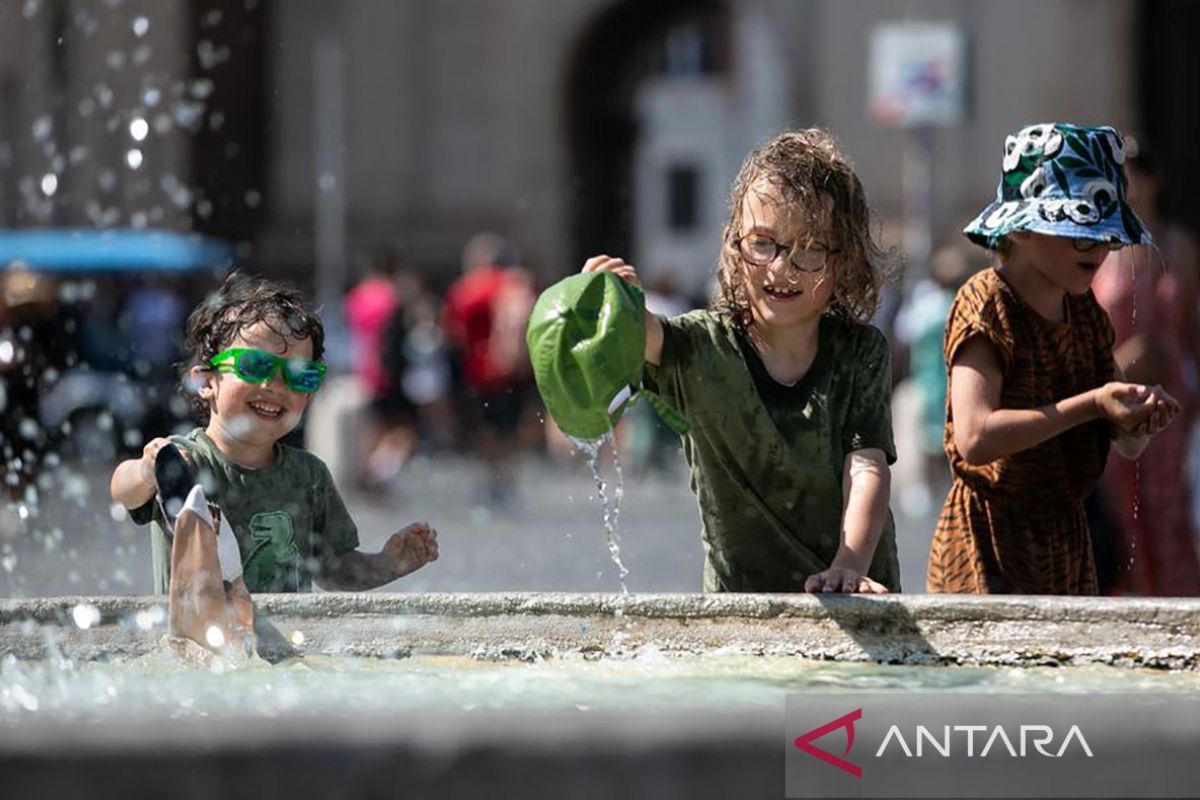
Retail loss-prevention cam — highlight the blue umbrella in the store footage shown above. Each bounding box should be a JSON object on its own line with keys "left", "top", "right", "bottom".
{"left": 0, "top": 228, "right": 235, "bottom": 273}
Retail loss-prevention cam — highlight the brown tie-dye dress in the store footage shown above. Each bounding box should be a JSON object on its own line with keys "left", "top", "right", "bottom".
{"left": 927, "top": 267, "right": 1115, "bottom": 595}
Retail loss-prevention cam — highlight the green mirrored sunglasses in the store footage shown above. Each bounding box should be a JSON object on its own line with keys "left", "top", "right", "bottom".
{"left": 209, "top": 347, "right": 327, "bottom": 393}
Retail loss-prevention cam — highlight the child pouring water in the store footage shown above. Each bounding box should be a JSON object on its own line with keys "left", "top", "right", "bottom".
{"left": 927, "top": 123, "right": 1180, "bottom": 595}
{"left": 583, "top": 129, "right": 900, "bottom": 594}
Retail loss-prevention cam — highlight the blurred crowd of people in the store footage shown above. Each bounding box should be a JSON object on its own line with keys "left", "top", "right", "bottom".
{"left": 342, "top": 232, "right": 705, "bottom": 505}
{"left": 344, "top": 233, "right": 538, "bottom": 503}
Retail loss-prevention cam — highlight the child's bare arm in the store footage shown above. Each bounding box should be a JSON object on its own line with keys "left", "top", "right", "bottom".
{"left": 110, "top": 437, "right": 174, "bottom": 509}
{"left": 644, "top": 310, "right": 664, "bottom": 366}
{"left": 315, "top": 522, "right": 438, "bottom": 591}
{"left": 581, "top": 255, "right": 664, "bottom": 365}
{"left": 805, "top": 449, "right": 891, "bottom": 593}
{"left": 949, "top": 336, "right": 1167, "bottom": 465}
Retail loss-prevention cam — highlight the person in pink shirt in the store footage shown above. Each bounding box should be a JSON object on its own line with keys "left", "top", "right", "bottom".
{"left": 345, "top": 251, "right": 417, "bottom": 491}
{"left": 346, "top": 251, "right": 399, "bottom": 397}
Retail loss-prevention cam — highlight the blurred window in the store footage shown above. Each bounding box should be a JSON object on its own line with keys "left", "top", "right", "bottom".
{"left": 662, "top": 20, "right": 722, "bottom": 76}
{"left": 667, "top": 164, "right": 700, "bottom": 232}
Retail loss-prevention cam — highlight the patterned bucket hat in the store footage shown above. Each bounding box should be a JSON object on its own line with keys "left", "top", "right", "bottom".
{"left": 963, "top": 122, "right": 1152, "bottom": 250}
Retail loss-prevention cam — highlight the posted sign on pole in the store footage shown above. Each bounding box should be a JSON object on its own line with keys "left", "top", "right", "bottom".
{"left": 869, "top": 22, "right": 966, "bottom": 128}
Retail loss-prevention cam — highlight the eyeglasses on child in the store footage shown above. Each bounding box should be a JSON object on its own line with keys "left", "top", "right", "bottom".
{"left": 1071, "top": 237, "right": 1125, "bottom": 253}
{"left": 209, "top": 348, "right": 327, "bottom": 393}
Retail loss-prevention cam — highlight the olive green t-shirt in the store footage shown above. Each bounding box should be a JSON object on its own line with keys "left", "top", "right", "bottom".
{"left": 131, "top": 428, "right": 360, "bottom": 593}
{"left": 645, "top": 310, "right": 901, "bottom": 593}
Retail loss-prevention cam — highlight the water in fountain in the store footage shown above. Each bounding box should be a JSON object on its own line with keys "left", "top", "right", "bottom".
{"left": 6, "top": 636, "right": 1200, "bottom": 723}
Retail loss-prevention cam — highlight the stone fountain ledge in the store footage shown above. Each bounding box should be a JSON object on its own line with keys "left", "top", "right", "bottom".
{"left": 2, "top": 593, "right": 1198, "bottom": 669}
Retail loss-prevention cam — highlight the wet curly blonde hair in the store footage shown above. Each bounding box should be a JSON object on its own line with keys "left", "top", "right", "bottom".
{"left": 714, "top": 128, "right": 894, "bottom": 327}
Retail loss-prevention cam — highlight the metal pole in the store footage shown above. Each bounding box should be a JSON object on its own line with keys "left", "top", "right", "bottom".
{"left": 901, "top": 126, "right": 934, "bottom": 279}
{"left": 313, "top": 35, "right": 347, "bottom": 369}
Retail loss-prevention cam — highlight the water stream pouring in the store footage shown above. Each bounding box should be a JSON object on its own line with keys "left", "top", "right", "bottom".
{"left": 572, "top": 433, "right": 628, "bottom": 597}
{"left": 526, "top": 271, "right": 688, "bottom": 597}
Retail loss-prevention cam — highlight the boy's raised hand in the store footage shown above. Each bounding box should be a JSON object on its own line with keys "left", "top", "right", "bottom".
{"left": 139, "top": 437, "right": 178, "bottom": 486}
{"left": 582, "top": 255, "right": 641, "bottom": 287}
{"left": 381, "top": 521, "right": 439, "bottom": 579}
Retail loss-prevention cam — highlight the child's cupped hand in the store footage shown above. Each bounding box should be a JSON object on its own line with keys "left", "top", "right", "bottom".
{"left": 1096, "top": 382, "right": 1181, "bottom": 436}
{"left": 581, "top": 255, "right": 641, "bottom": 287}
{"left": 1129, "top": 385, "right": 1180, "bottom": 437}
{"left": 381, "top": 521, "right": 439, "bottom": 579}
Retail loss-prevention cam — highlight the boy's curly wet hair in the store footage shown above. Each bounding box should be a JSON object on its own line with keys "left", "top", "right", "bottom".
{"left": 181, "top": 271, "right": 325, "bottom": 419}
{"left": 714, "top": 128, "right": 895, "bottom": 327}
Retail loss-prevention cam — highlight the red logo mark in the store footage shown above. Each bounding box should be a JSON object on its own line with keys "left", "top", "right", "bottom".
{"left": 793, "top": 708, "right": 863, "bottom": 778}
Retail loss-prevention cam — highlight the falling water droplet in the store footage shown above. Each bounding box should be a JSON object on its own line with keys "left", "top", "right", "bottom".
{"left": 129, "top": 117, "right": 149, "bottom": 141}
{"left": 31, "top": 116, "right": 52, "bottom": 141}
{"left": 205, "top": 625, "right": 226, "bottom": 649}
{"left": 1127, "top": 460, "right": 1140, "bottom": 573}
{"left": 18, "top": 418, "right": 40, "bottom": 441}
{"left": 71, "top": 603, "right": 101, "bottom": 629}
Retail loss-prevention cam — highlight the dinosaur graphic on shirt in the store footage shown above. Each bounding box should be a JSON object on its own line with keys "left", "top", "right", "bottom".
{"left": 240, "top": 511, "right": 301, "bottom": 592}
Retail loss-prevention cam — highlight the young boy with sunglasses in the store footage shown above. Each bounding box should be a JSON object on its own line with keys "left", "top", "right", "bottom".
{"left": 111, "top": 273, "right": 438, "bottom": 593}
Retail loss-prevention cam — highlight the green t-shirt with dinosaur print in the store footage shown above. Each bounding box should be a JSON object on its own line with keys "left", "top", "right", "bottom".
{"left": 132, "top": 428, "right": 360, "bottom": 593}
{"left": 644, "top": 310, "right": 901, "bottom": 593}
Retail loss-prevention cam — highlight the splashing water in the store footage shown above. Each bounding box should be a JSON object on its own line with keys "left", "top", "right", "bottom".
{"left": 1128, "top": 248, "right": 1137, "bottom": 325}
{"left": 1127, "top": 248, "right": 1139, "bottom": 574}
{"left": 570, "top": 432, "right": 629, "bottom": 598}
{"left": 1127, "top": 459, "right": 1140, "bottom": 574}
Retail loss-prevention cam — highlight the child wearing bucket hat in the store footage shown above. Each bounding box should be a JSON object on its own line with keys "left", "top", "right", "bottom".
{"left": 575, "top": 129, "right": 901, "bottom": 594}
{"left": 927, "top": 123, "right": 1181, "bottom": 595}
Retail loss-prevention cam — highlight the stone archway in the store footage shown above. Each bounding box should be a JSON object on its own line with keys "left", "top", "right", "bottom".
{"left": 563, "top": 0, "right": 725, "bottom": 268}
{"left": 563, "top": 0, "right": 795, "bottom": 296}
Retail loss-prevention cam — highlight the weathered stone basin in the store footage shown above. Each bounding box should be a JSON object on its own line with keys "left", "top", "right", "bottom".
{"left": 1, "top": 593, "right": 1198, "bottom": 798}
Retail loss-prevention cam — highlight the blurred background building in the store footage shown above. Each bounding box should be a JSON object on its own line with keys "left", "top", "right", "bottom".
{"left": 2, "top": 0, "right": 1200, "bottom": 597}
{"left": 1, "top": 0, "right": 1196, "bottom": 295}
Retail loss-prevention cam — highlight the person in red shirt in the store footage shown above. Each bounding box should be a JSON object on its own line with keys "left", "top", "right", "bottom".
{"left": 442, "top": 233, "right": 536, "bottom": 505}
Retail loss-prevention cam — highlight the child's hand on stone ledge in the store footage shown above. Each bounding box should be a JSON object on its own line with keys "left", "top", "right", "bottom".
{"left": 805, "top": 566, "right": 889, "bottom": 594}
